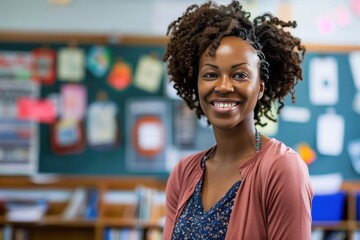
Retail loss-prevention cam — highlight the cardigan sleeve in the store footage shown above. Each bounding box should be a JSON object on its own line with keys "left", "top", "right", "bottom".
{"left": 265, "top": 152, "right": 314, "bottom": 240}
{"left": 162, "top": 162, "right": 182, "bottom": 239}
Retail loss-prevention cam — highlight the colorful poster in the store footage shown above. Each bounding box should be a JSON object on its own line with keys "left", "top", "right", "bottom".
{"left": 0, "top": 51, "right": 32, "bottom": 80}
{"left": 125, "top": 98, "right": 171, "bottom": 172}
{"left": 0, "top": 80, "right": 39, "bottom": 175}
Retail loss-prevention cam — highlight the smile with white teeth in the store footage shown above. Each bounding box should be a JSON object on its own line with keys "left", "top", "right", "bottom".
{"left": 213, "top": 102, "right": 237, "bottom": 108}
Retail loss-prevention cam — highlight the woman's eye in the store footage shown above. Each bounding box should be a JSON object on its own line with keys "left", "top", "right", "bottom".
{"left": 233, "top": 72, "right": 248, "bottom": 79}
{"left": 202, "top": 73, "right": 218, "bottom": 79}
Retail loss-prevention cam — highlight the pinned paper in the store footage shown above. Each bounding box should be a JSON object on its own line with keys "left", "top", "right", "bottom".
{"left": 309, "top": 57, "right": 338, "bottom": 105}
{"left": 17, "top": 97, "right": 56, "bottom": 124}
{"left": 316, "top": 108, "right": 345, "bottom": 156}
{"left": 281, "top": 106, "right": 311, "bottom": 123}
{"left": 257, "top": 103, "right": 278, "bottom": 136}
{"left": 107, "top": 59, "right": 132, "bottom": 91}
{"left": 31, "top": 48, "right": 56, "bottom": 85}
{"left": 57, "top": 47, "right": 85, "bottom": 82}
{"left": 87, "top": 46, "right": 111, "bottom": 78}
{"left": 134, "top": 54, "right": 164, "bottom": 93}
{"left": 349, "top": 51, "right": 360, "bottom": 114}
{"left": 348, "top": 139, "right": 360, "bottom": 175}
{"left": 87, "top": 91, "right": 119, "bottom": 148}
{"left": 61, "top": 84, "right": 87, "bottom": 121}
{"left": 297, "top": 142, "right": 316, "bottom": 165}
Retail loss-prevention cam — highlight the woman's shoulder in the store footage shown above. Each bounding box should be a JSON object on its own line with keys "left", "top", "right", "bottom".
{"left": 260, "top": 138, "right": 309, "bottom": 176}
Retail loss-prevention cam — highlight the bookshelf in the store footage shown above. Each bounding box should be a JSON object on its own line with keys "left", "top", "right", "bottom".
{"left": 0, "top": 176, "right": 166, "bottom": 240}
{"left": 311, "top": 182, "right": 360, "bottom": 240}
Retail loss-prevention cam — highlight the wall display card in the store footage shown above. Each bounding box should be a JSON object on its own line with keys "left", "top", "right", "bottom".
{"left": 280, "top": 106, "right": 311, "bottom": 123}
{"left": 107, "top": 60, "right": 132, "bottom": 91}
{"left": 309, "top": 57, "right": 339, "bottom": 105}
{"left": 87, "top": 97, "right": 119, "bottom": 150}
{"left": 316, "top": 108, "right": 345, "bottom": 156}
{"left": 125, "top": 98, "right": 170, "bottom": 172}
{"left": 0, "top": 51, "right": 32, "bottom": 80}
{"left": 0, "top": 80, "right": 39, "bottom": 175}
{"left": 51, "top": 119, "right": 85, "bottom": 155}
{"left": 348, "top": 139, "right": 360, "bottom": 175}
{"left": 57, "top": 47, "right": 85, "bottom": 82}
{"left": 31, "top": 48, "right": 56, "bottom": 85}
{"left": 349, "top": 51, "right": 360, "bottom": 114}
{"left": 61, "top": 84, "right": 87, "bottom": 121}
{"left": 87, "top": 46, "right": 112, "bottom": 78}
{"left": 134, "top": 55, "right": 164, "bottom": 93}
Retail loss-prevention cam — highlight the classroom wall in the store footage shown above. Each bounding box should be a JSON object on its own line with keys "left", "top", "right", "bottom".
{"left": 0, "top": 0, "right": 360, "bottom": 45}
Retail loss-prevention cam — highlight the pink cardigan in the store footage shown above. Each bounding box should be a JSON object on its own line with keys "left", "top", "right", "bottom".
{"left": 163, "top": 138, "right": 314, "bottom": 240}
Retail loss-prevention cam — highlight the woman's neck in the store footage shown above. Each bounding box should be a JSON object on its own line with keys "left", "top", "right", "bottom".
{"left": 211, "top": 123, "right": 258, "bottom": 165}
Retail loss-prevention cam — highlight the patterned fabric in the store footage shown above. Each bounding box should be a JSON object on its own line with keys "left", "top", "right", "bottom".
{"left": 172, "top": 150, "right": 241, "bottom": 240}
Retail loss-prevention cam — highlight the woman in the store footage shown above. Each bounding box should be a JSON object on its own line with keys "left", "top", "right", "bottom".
{"left": 162, "top": 1, "right": 314, "bottom": 239}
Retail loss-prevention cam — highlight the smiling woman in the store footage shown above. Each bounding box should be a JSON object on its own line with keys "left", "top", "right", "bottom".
{"left": 162, "top": 1, "right": 314, "bottom": 240}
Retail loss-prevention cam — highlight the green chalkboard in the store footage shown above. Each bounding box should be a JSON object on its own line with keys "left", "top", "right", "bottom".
{"left": 276, "top": 52, "right": 360, "bottom": 180}
{"left": 0, "top": 41, "right": 359, "bottom": 180}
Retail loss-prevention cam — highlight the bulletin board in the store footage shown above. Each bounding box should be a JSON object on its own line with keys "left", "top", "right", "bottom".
{"left": 274, "top": 51, "right": 360, "bottom": 180}
{"left": 0, "top": 38, "right": 359, "bottom": 179}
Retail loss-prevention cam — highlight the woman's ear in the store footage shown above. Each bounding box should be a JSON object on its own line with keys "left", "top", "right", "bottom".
{"left": 258, "top": 81, "right": 265, "bottom": 100}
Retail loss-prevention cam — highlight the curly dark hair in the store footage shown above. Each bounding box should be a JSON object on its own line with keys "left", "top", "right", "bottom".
{"left": 163, "top": 0, "right": 305, "bottom": 126}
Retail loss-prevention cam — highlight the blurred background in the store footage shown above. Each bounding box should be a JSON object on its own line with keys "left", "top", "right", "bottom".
{"left": 0, "top": 0, "right": 359, "bottom": 240}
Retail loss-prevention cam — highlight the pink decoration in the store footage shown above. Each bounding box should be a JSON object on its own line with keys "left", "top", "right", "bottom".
{"left": 318, "top": 16, "right": 335, "bottom": 34}
{"left": 334, "top": 5, "right": 351, "bottom": 27}
{"left": 351, "top": 0, "right": 360, "bottom": 16}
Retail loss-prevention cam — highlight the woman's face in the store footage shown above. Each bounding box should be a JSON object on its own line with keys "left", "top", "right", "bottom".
{"left": 198, "top": 36, "right": 264, "bottom": 130}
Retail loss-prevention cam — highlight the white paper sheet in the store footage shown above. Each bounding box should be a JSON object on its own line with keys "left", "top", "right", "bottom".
{"left": 316, "top": 108, "right": 345, "bottom": 156}
{"left": 348, "top": 139, "right": 360, "bottom": 175}
{"left": 309, "top": 57, "right": 338, "bottom": 105}
{"left": 280, "top": 106, "right": 311, "bottom": 123}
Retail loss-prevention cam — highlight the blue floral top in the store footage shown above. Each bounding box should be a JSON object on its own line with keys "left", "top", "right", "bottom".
{"left": 172, "top": 150, "right": 241, "bottom": 240}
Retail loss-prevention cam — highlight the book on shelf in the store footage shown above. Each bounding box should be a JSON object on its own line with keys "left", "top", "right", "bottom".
{"left": 4, "top": 198, "right": 48, "bottom": 222}
{"left": 61, "top": 187, "right": 98, "bottom": 220}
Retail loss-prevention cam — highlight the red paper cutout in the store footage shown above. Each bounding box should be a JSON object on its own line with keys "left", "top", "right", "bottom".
{"left": 17, "top": 97, "right": 56, "bottom": 124}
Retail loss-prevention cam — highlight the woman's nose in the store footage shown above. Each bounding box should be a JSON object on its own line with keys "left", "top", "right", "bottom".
{"left": 214, "top": 75, "right": 234, "bottom": 93}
